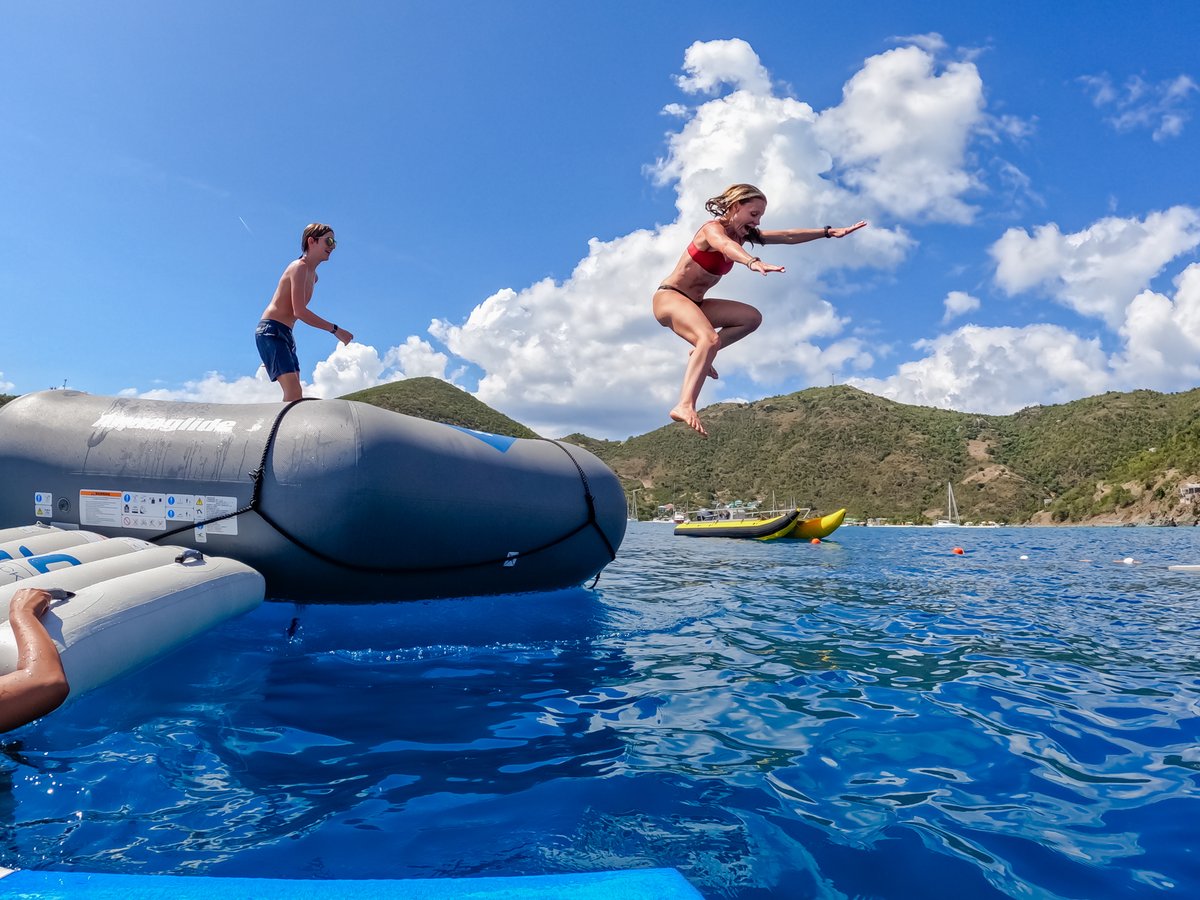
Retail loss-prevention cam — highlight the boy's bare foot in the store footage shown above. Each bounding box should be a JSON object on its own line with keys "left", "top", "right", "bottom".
{"left": 688, "top": 348, "right": 718, "bottom": 379}
{"left": 669, "top": 405, "right": 708, "bottom": 437}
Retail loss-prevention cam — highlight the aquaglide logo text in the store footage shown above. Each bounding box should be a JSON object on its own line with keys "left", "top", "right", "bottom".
{"left": 91, "top": 413, "right": 237, "bottom": 434}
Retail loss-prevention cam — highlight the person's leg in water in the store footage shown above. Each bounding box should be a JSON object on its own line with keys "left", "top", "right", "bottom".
{"left": 653, "top": 290, "right": 762, "bottom": 436}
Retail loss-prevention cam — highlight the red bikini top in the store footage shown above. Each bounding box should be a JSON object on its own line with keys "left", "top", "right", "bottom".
{"left": 687, "top": 242, "right": 734, "bottom": 276}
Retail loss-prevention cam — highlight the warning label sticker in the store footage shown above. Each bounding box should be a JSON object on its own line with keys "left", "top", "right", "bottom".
{"left": 80, "top": 490, "right": 240, "bottom": 535}
{"left": 79, "top": 490, "right": 125, "bottom": 528}
{"left": 34, "top": 492, "right": 53, "bottom": 520}
{"left": 187, "top": 494, "right": 239, "bottom": 536}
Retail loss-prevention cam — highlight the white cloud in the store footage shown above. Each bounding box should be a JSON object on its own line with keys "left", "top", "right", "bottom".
{"left": 1111, "top": 263, "right": 1200, "bottom": 388}
{"left": 1080, "top": 73, "right": 1199, "bottom": 141}
{"left": 888, "top": 32, "right": 948, "bottom": 55}
{"left": 675, "top": 38, "right": 772, "bottom": 96}
{"left": 383, "top": 335, "right": 453, "bottom": 380}
{"left": 134, "top": 369, "right": 284, "bottom": 404}
{"left": 942, "top": 291, "right": 981, "bottom": 323}
{"left": 849, "top": 324, "right": 1110, "bottom": 414}
{"left": 310, "top": 342, "right": 387, "bottom": 398}
{"left": 0, "top": 372, "right": 13, "bottom": 394}
{"left": 853, "top": 261, "right": 1200, "bottom": 414}
{"left": 991, "top": 206, "right": 1200, "bottom": 328}
{"left": 131, "top": 339, "right": 450, "bottom": 404}
{"left": 814, "top": 45, "right": 988, "bottom": 223}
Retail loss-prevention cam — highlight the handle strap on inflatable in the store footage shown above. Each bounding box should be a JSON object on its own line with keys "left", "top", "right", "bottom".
{"left": 152, "top": 400, "right": 618, "bottom": 581}
{"left": 174, "top": 549, "right": 206, "bottom": 565}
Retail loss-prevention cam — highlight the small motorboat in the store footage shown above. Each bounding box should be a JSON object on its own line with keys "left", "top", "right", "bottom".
{"left": 674, "top": 509, "right": 800, "bottom": 540}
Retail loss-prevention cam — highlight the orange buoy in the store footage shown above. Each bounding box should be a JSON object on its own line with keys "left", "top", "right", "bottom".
{"left": 952, "top": 547, "right": 965, "bottom": 555}
{"left": 810, "top": 538, "right": 821, "bottom": 545}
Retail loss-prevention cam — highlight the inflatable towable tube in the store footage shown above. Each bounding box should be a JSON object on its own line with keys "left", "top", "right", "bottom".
{"left": 0, "top": 391, "right": 627, "bottom": 602}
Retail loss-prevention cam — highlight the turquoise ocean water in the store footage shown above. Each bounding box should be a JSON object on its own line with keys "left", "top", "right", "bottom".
{"left": 3, "top": 524, "right": 1199, "bottom": 898}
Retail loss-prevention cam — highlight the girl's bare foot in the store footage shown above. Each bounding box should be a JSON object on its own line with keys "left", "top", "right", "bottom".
{"left": 669, "top": 405, "right": 708, "bottom": 437}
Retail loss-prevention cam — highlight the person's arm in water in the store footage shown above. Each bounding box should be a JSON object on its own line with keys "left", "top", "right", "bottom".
{"left": 0, "top": 588, "right": 70, "bottom": 732}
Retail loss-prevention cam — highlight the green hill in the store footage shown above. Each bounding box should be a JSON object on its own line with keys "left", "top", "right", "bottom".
{"left": 0, "top": 395, "right": 14, "bottom": 409}
{"left": 340, "top": 377, "right": 539, "bottom": 439}
{"left": 569, "top": 385, "right": 1200, "bottom": 525}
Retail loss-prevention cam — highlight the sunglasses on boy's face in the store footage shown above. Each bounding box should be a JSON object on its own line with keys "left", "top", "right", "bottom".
{"left": 324, "top": 235, "right": 337, "bottom": 249}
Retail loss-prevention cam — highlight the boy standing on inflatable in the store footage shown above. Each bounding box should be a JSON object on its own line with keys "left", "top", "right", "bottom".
{"left": 653, "top": 184, "right": 867, "bottom": 436}
{"left": 256, "top": 223, "right": 354, "bottom": 402}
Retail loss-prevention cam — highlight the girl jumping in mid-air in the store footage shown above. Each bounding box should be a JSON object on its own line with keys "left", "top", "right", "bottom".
{"left": 653, "top": 183, "right": 867, "bottom": 436}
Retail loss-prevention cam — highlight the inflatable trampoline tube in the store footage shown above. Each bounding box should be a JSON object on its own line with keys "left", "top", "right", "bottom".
{"left": 0, "top": 549, "right": 264, "bottom": 698}
{"left": 0, "top": 523, "right": 66, "bottom": 544}
{"left": 0, "top": 534, "right": 156, "bottom": 589}
{"left": 0, "top": 391, "right": 627, "bottom": 602}
{"left": 0, "top": 528, "right": 108, "bottom": 561}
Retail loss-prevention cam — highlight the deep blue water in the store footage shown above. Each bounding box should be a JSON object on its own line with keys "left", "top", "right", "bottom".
{"left": 3, "top": 524, "right": 1200, "bottom": 898}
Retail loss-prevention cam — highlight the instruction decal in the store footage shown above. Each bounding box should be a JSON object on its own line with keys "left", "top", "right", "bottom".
{"left": 80, "top": 489, "right": 240, "bottom": 535}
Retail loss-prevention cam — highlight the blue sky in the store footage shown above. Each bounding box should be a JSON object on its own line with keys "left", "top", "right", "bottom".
{"left": 3, "top": 2, "right": 1198, "bottom": 439}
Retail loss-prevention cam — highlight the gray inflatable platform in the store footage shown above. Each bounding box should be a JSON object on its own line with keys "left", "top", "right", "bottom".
{"left": 0, "top": 391, "right": 626, "bottom": 602}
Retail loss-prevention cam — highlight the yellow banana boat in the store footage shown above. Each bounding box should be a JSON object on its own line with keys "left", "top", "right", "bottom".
{"left": 790, "top": 508, "right": 846, "bottom": 540}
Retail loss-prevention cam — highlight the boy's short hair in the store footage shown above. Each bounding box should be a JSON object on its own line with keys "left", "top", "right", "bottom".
{"left": 300, "top": 223, "right": 333, "bottom": 256}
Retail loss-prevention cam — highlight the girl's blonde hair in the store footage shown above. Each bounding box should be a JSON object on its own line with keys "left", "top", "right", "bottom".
{"left": 704, "top": 184, "right": 766, "bottom": 245}
{"left": 704, "top": 184, "right": 766, "bottom": 218}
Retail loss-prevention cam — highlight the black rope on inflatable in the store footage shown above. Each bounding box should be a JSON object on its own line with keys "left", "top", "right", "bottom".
{"left": 539, "top": 437, "right": 619, "bottom": 563}
{"left": 151, "top": 397, "right": 307, "bottom": 544}
{"left": 151, "top": 401, "right": 618, "bottom": 578}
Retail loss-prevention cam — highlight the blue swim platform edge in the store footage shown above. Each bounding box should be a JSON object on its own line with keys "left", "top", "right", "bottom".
{"left": 0, "top": 867, "right": 705, "bottom": 899}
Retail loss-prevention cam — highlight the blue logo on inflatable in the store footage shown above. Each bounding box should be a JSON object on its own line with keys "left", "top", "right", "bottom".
{"left": 0, "top": 546, "right": 82, "bottom": 573}
{"left": 25, "top": 553, "right": 82, "bottom": 574}
{"left": 448, "top": 425, "right": 517, "bottom": 453}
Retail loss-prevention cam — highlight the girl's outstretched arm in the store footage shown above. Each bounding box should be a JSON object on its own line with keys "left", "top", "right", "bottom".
{"left": 759, "top": 221, "right": 868, "bottom": 244}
